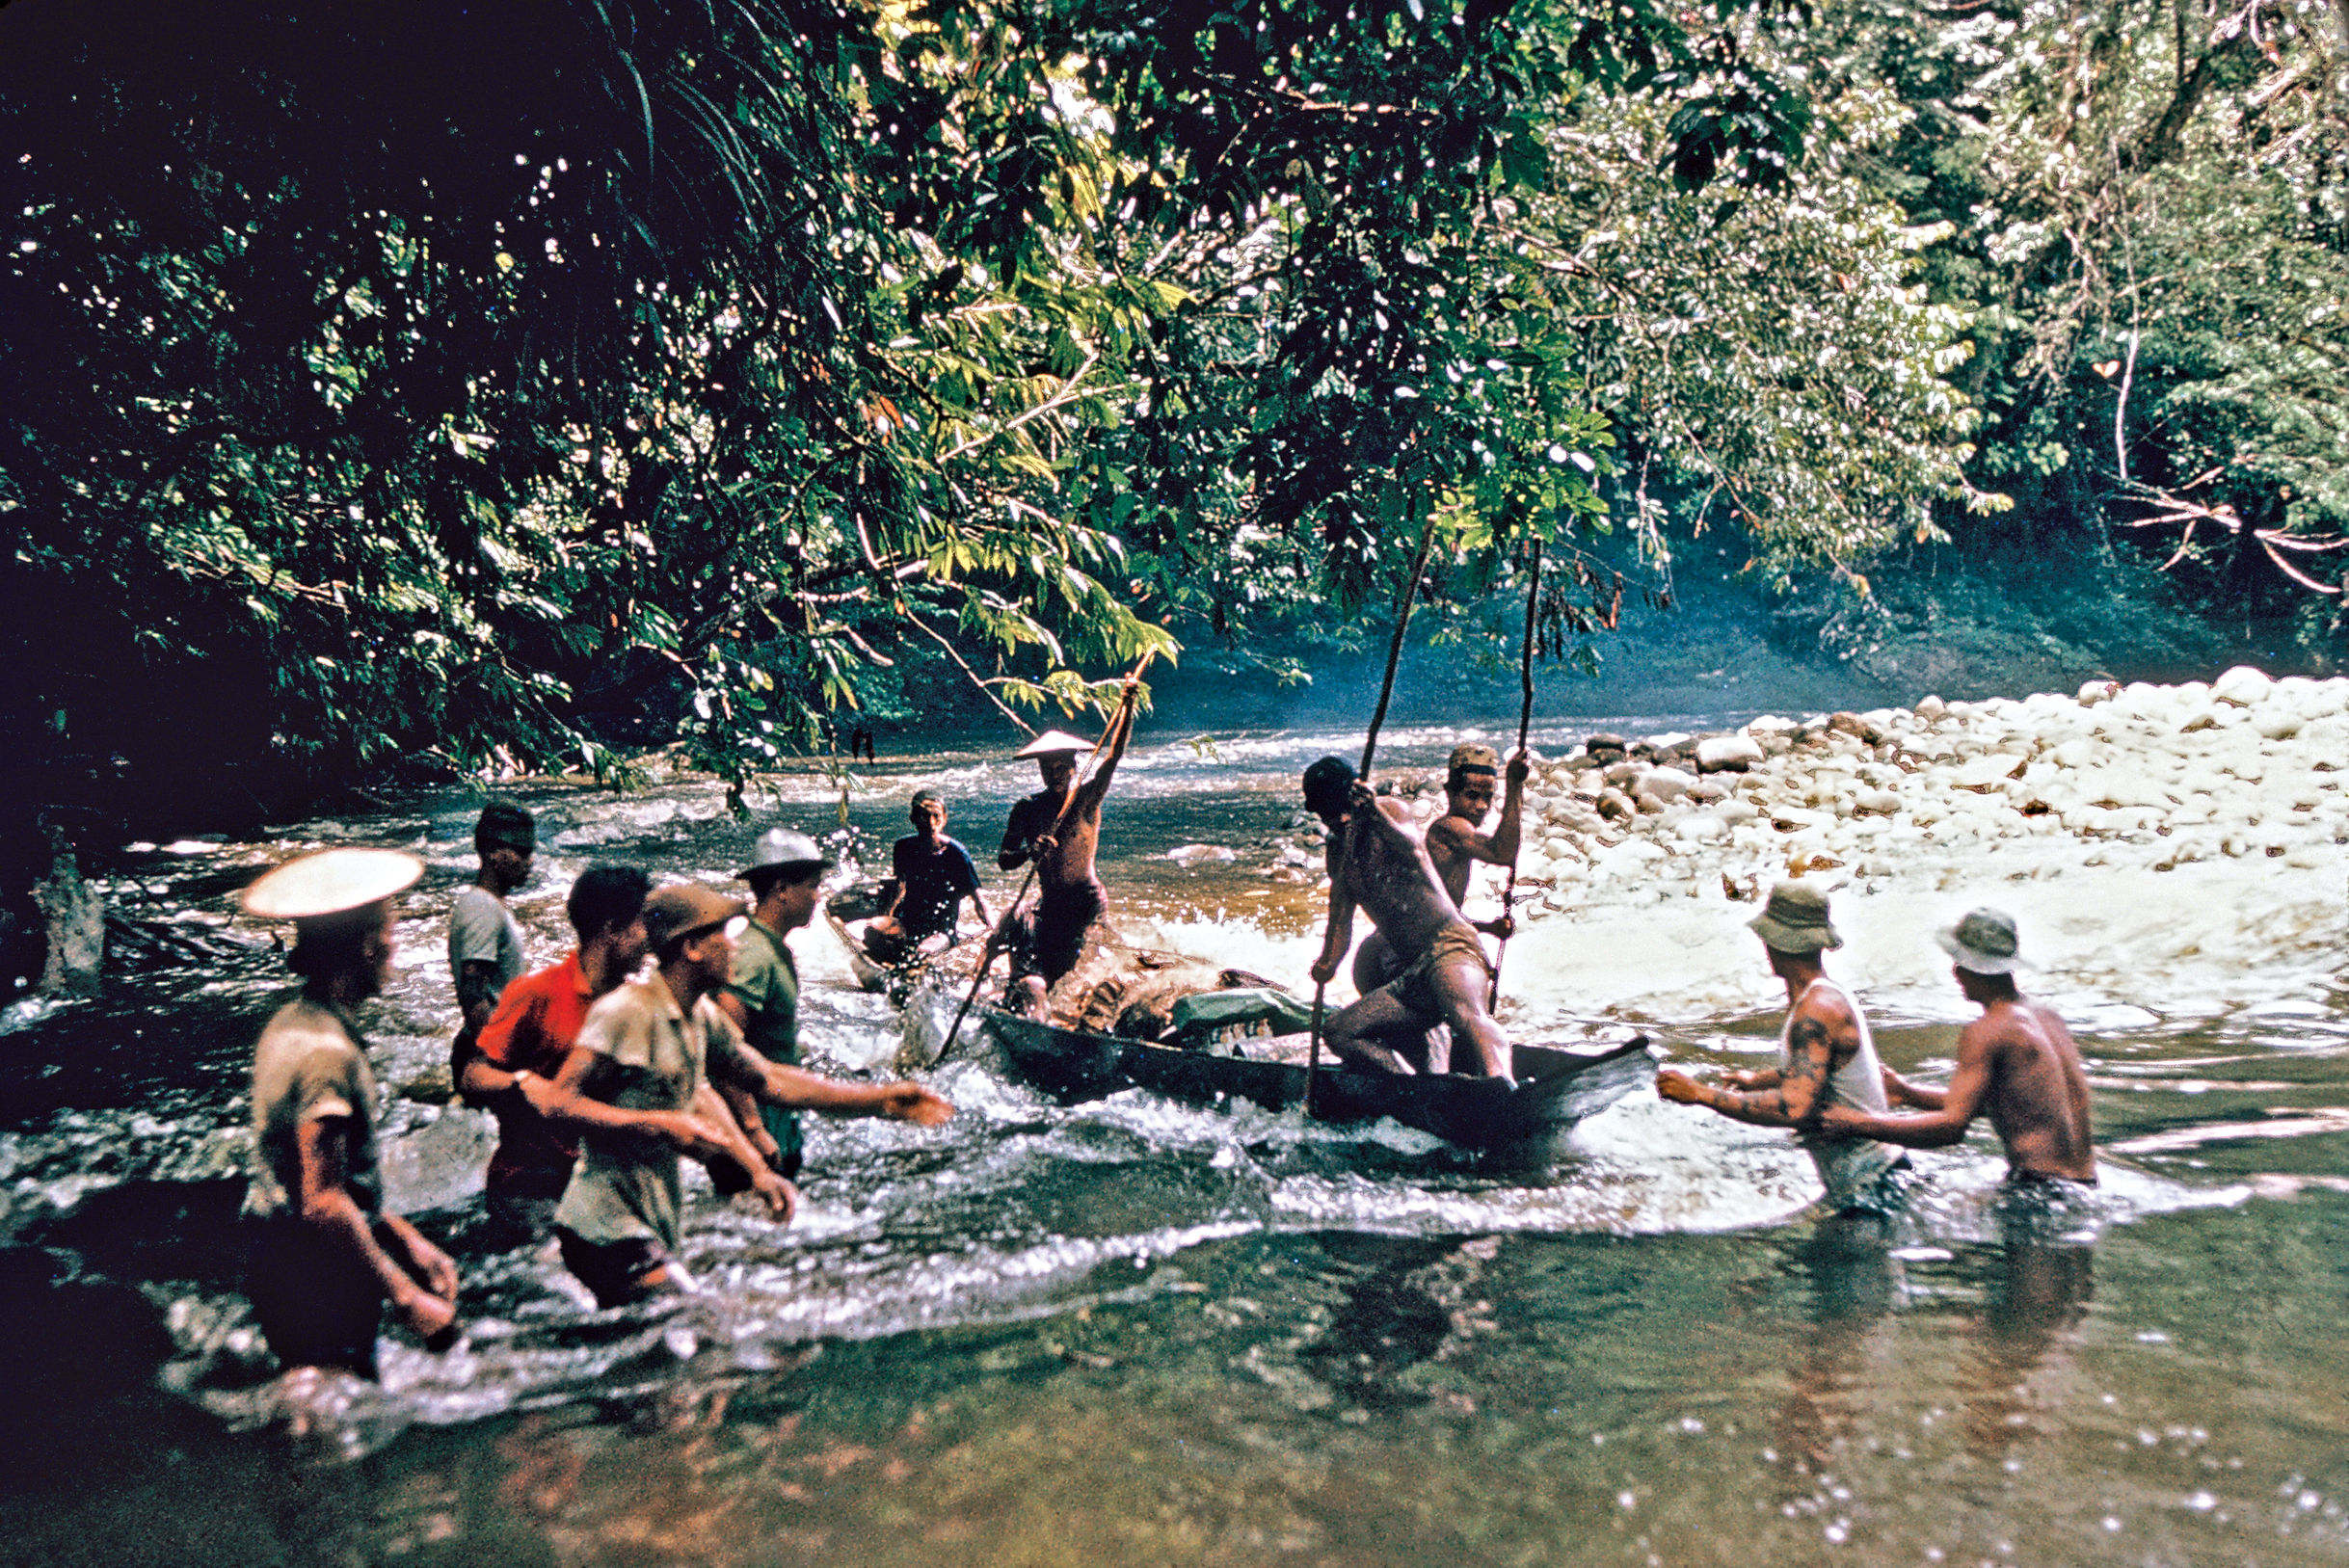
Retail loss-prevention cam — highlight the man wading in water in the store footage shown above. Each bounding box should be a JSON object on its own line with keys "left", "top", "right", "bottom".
{"left": 994, "top": 678, "right": 1139, "bottom": 1017}
{"left": 447, "top": 799, "right": 534, "bottom": 1100}
{"left": 1818, "top": 908, "right": 2096, "bottom": 1186}
{"left": 1303, "top": 756, "right": 1514, "bottom": 1078}
{"left": 241, "top": 848, "right": 461, "bottom": 1378}
{"left": 1655, "top": 880, "right": 1920, "bottom": 1219}
{"left": 1352, "top": 742, "right": 1530, "bottom": 998}
{"left": 711, "top": 829, "right": 953, "bottom": 1184}
{"left": 540, "top": 884, "right": 793, "bottom": 1307}
{"left": 462, "top": 865, "right": 652, "bottom": 1243}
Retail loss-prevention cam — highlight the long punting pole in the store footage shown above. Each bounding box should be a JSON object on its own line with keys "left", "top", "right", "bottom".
{"left": 1488, "top": 541, "right": 1542, "bottom": 1009}
{"left": 1308, "top": 509, "right": 1444, "bottom": 1113}
{"left": 936, "top": 653, "right": 1153, "bottom": 1064}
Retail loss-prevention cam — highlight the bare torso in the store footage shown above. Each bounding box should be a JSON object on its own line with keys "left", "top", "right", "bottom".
{"left": 1329, "top": 797, "right": 1465, "bottom": 957}
{"left": 1973, "top": 998, "right": 2097, "bottom": 1182}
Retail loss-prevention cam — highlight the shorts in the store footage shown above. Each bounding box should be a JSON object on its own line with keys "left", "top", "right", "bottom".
{"left": 245, "top": 1215, "right": 388, "bottom": 1377}
{"left": 555, "top": 1228, "right": 681, "bottom": 1310}
{"left": 1832, "top": 1156, "right": 1923, "bottom": 1219}
{"left": 1992, "top": 1169, "right": 2101, "bottom": 1242}
{"left": 1381, "top": 923, "right": 1491, "bottom": 1022}
{"left": 1007, "top": 878, "right": 1108, "bottom": 986}
{"left": 484, "top": 1162, "right": 572, "bottom": 1245}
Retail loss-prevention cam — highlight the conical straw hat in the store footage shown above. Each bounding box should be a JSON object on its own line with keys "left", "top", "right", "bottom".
{"left": 241, "top": 847, "right": 424, "bottom": 919}
{"left": 1015, "top": 730, "right": 1092, "bottom": 758}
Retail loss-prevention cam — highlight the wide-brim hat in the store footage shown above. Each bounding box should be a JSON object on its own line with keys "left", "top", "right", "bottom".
{"left": 642, "top": 882, "right": 747, "bottom": 951}
{"left": 1748, "top": 877, "right": 1842, "bottom": 953}
{"left": 738, "top": 828, "right": 834, "bottom": 879}
{"left": 241, "top": 848, "right": 424, "bottom": 920}
{"left": 1016, "top": 729, "right": 1092, "bottom": 758}
{"left": 1937, "top": 906, "right": 2025, "bottom": 974}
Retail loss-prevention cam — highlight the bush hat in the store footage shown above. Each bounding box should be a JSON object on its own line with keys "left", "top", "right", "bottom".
{"left": 737, "top": 828, "right": 833, "bottom": 879}
{"left": 242, "top": 848, "right": 424, "bottom": 920}
{"left": 642, "top": 883, "right": 746, "bottom": 953}
{"left": 1748, "top": 878, "right": 1842, "bottom": 953}
{"left": 1015, "top": 729, "right": 1093, "bottom": 758}
{"left": 1937, "top": 906, "right": 2025, "bottom": 974}
{"left": 1448, "top": 743, "right": 1501, "bottom": 778}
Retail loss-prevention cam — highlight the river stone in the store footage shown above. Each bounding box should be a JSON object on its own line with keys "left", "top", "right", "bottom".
{"left": 1854, "top": 789, "right": 1903, "bottom": 817}
{"left": 2077, "top": 678, "right": 2121, "bottom": 706}
{"left": 2254, "top": 709, "right": 2303, "bottom": 740}
{"left": 1636, "top": 766, "right": 1695, "bottom": 805}
{"left": 1695, "top": 733, "right": 1764, "bottom": 773}
{"left": 2212, "top": 665, "right": 2274, "bottom": 707}
{"left": 1584, "top": 733, "right": 1627, "bottom": 756}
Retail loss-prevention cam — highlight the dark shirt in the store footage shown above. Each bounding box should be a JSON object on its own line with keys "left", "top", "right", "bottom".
{"left": 891, "top": 834, "right": 981, "bottom": 940}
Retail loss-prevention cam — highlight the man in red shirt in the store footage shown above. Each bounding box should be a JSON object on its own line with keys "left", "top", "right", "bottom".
{"left": 463, "top": 865, "right": 652, "bottom": 1242}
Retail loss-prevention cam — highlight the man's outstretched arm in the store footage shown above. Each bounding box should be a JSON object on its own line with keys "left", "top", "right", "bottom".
{"left": 1077, "top": 681, "right": 1142, "bottom": 806}
{"left": 1825, "top": 1033, "right": 1993, "bottom": 1147}
{"left": 1658, "top": 1000, "right": 1854, "bottom": 1127}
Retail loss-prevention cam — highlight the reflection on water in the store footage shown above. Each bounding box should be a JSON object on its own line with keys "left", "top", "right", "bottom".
{"left": 1, "top": 740, "right": 2346, "bottom": 1565}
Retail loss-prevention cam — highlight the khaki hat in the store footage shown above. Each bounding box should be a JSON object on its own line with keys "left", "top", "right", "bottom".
{"left": 1748, "top": 878, "right": 1842, "bottom": 953}
{"left": 241, "top": 848, "right": 424, "bottom": 920}
{"left": 1937, "top": 906, "right": 2024, "bottom": 974}
{"left": 1448, "top": 743, "right": 1501, "bottom": 777}
{"left": 642, "top": 882, "right": 746, "bottom": 953}
{"left": 738, "top": 828, "right": 833, "bottom": 879}
{"left": 1016, "top": 729, "right": 1092, "bottom": 758}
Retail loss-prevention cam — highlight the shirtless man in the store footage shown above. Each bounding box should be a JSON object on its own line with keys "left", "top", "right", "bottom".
{"left": 1819, "top": 908, "right": 2095, "bottom": 1184}
{"left": 994, "top": 679, "right": 1138, "bottom": 1015}
{"left": 1655, "top": 880, "right": 1918, "bottom": 1216}
{"left": 1302, "top": 756, "right": 1513, "bottom": 1078}
{"left": 1352, "top": 742, "right": 1529, "bottom": 997}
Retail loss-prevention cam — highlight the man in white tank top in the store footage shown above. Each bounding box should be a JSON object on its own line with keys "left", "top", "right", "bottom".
{"left": 1657, "top": 880, "right": 1919, "bottom": 1215}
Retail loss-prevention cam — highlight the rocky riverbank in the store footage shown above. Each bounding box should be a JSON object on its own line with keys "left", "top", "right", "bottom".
{"left": 1335, "top": 668, "right": 2349, "bottom": 1025}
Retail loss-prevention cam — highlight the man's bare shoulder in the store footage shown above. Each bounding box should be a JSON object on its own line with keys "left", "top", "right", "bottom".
{"left": 1422, "top": 811, "right": 1472, "bottom": 850}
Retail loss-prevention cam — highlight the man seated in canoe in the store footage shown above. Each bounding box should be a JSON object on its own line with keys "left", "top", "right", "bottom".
{"left": 992, "top": 678, "right": 1139, "bottom": 1017}
{"left": 1817, "top": 907, "right": 2096, "bottom": 1189}
{"left": 1302, "top": 756, "right": 1514, "bottom": 1079}
{"left": 1352, "top": 741, "right": 1530, "bottom": 998}
{"left": 862, "top": 790, "right": 989, "bottom": 965}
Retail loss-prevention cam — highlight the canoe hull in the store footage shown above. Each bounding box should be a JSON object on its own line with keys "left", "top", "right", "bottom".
{"left": 972, "top": 1002, "right": 1652, "bottom": 1165}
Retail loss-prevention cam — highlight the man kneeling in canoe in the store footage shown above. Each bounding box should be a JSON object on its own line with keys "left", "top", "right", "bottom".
{"left": 1302, "top": 756, "right": 1514, "bottom": 1079}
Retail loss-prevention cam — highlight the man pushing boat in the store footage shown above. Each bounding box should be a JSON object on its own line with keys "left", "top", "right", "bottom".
{"left": 1352, "top": 741, "right": 1530, "bottom": 998}
{"left": 1302, "top": 756, "right": 1514, "bottom": 1079}
{"left": 993, "top": 678, "right": 1139, "bottom": 1016}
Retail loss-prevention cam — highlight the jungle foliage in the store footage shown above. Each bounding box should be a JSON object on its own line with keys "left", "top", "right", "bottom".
{"left": 9, "top": 0, "right": 2336, "bottom": 828}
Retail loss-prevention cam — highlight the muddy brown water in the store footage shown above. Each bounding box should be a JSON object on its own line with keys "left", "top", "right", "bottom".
{"left": 1, "top": 720, "right": 2344, "bottom": 1566}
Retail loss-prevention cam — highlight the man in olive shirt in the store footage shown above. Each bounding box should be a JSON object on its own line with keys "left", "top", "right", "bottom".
{"left": 243, "top": 847, "right": 461, "bottom": 1377}
{"left": 540, "top": 883, "right": 793, "bottom": 1306}
{"left": 715, "top": 830, "right": 953, "bottom": 1181}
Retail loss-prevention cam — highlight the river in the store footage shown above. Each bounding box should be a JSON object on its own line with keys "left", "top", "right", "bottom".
{"left": 1, "top": 707, "right": 2345, "bottom": 1567}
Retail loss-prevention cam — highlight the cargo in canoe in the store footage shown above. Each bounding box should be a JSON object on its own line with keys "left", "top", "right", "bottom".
{"left": 903, "top": 985, "right": 1653, "bottom": 1166}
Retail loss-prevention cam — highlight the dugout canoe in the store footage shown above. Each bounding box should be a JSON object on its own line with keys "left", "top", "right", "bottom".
{"left": 904, "top": 986, "right": 1654, "bottom": 1164}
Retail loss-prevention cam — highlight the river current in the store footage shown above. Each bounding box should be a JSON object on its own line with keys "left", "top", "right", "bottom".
{"left": 2, "top": 713, "right": 2345, "bottom": 1567}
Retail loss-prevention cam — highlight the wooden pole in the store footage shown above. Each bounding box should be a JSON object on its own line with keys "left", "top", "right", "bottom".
{"left": 1308, "top": 507, "right": 1444, "bottom": 1111}
{"left": 935, "top": 653, "right": 1154, "bottom": 1064}
{"left": 1489, "top": 540, "right": 1542, "bottom": 1009}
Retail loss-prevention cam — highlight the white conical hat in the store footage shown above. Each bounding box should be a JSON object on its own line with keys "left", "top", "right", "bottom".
{"left": 1015, "top": 729, "right": 1092, "bottom": 758}
{"left": 241, "top": 847, "right": 424, "bottom": 919}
